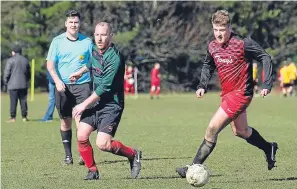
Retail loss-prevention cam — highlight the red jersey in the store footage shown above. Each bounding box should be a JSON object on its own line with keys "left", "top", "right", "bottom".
{"left": 125, "top": 69, "right": 133, "bottom": 80}
{"left": 198, "top": 33, "right": 273, "bottom": 96}
{"left": 151, "top": 68, "right": 160, "bottom": 81}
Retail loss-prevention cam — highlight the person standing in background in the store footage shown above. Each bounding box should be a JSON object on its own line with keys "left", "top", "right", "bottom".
{"left": 150, "top": 63, "right": 161, "bottom": 99}
{"left": 4, "top": 45, "right": 30, "bottom": 123}
{"left": 279, "top": 62, "right": 292, "bottom": 97}
{"left": 124, "top": 65, "right": 135, "bottom": 96}
{"left": 287, "top": 60, "right": 297, "bottom": 96}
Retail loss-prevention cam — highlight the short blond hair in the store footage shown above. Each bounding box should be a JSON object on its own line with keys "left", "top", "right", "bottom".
{"left": 96, "top": 22, "right": 113, "bottom": 34}
{"left": 211, "top": 10, "right": 230, "bottom": 26}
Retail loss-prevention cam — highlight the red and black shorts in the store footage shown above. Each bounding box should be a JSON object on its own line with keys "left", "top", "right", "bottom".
{"left": 80, "top": 103, "right": 123, "bottom": 137}
{"left": 220, "top": 91, "right": 253, "bottom": 119}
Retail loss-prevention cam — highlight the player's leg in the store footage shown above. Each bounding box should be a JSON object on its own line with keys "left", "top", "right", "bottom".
{"left": 156, "top": 86, "right": 160, "bottom": 98}
{"left": 77, "top": 114, "right": 99, "bottom": 180}
{"left": 130, "top": 85, "right": 135, "bottom": 95}
{"left": 282, "top": 86, "right": 288, "bottom": 97}
{"left": 7, "top": 89, "right": 18, "bottom": 122}
{"left": 253, "top": 81, "right": 259, "bottom": 95}
{"left": 124, "top": 83, "right": 129, "bottom": 96}
{"left": 193, "top": 107, "right": 232, "bottom": 164}
{"left": 72, "top": 83, "right": 92, "bottom": 165}
{"left": 19, "top": 88, "right": 28, "bottom": 121}
{"left": 231, "top": 112, "right": 278, "bottom": 170}
{"left": 55, "top": 86, "right": 74, "bottom": 165}
{"left": 96, "top": 132, "right": 141, "bottom": 179}
{"left": 60, "top": 118, "right": 73, "bottom": 164}
{"left": 288, "top": 84, "right": 293, "bottom": 97}
{"left": 176, "top": 107, "right": 232, "bottom": 178}
{"left": 150, "top": 85, "right": 156, "bottom": 99}
{"left": 96, "top": 104, "right": 142, "bottom": 178}
{"left": 96, "top": 132, "right": 137, "bottom": 159}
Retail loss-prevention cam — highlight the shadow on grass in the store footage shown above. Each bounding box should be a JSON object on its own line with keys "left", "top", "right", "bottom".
{"left": 29, "top": 118, "right": 60, "bottom": 122}
{"left": 217, "top": 177, "right": 297, "bottom": 184}
{"left": 126, "top": 174, "right": 223, "bottom": 180}
{"left": 269, "top": 177, "right": 297, "bottom": 181}
{"left": 98, "top": 156, "right": 192, "bottom": 164}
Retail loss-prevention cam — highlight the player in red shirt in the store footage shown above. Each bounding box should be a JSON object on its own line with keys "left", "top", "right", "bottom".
{"left": 150, "top": 63, "right": 161, "bottom": 99}
{"left": 124, "top": 65, "right": 135, "bottom": 95}
{"left": 176, "top": 10, "right": 278, "bottom": 177}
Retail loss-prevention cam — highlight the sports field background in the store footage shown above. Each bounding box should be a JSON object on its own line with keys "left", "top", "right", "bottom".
{"left": 1, "top": 92, "right": 297, "bottom": 189}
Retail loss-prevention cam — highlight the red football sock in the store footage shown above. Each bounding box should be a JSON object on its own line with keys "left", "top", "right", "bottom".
{"left": 78, "top": 139, "right": 97, "bottom": 171}
{"left": 110, "top": 140, "right": 136, "bottom": 159}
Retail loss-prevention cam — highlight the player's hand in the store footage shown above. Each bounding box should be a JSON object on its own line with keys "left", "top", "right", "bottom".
{"left": 55, "top": 80, "right": 66, "bottom": 92}
{"left": 196, "top": 88, "right": 205, "bottom": 98}
{"left": 260, "top": 89, "right": 270, "bottom": 98}
{"left": 72, "top": 103, "right": 87, "bottom": 118}
{"left": 69, "top": 71, "right": 82, "bottom": 83}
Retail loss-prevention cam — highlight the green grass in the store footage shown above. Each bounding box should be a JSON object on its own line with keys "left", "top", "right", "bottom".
{"left": 1, "top": 92, "right": 297, "bottom": 189}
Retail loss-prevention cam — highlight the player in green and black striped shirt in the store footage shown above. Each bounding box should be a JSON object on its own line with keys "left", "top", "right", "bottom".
{"left": 70, "top": 22, "right": 142, "bottom": 180}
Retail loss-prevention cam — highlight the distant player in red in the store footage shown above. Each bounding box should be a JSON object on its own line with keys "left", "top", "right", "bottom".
{"left": 150, "top": 63, "right": 161, "bottom": 99}
{"left": 124, "top": 65, "right": 135, "bottom": 95}
{"left": 176, "top": 10, "right": 278, "bottom": 178}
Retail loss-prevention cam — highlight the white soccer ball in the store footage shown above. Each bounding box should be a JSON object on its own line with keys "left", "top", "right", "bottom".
{"left": 186, "top": 164, "right": 210, "bottom": 187}
{"left": 128, "top": 78, "right": 134, "bottom": 84}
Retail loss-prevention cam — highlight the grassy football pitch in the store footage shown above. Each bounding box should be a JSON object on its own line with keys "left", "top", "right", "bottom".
{"left": 1, "top": 92, "right": 297, "bottom": 189}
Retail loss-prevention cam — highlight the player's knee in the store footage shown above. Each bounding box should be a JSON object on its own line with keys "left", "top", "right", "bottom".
{"left": 77, "top": 131, "right": 89, "bottom": 141}
{"left": 60, "top": 119, "right": 71, "bottom": 130}
{"left": 232, "top": 128, "right": 249, "bottom": 138}
{"left": 205, "top": 124, "right": 218, "bottom": 142}
{"left": 96, "top": 140, "right": 112, "bottom": 152}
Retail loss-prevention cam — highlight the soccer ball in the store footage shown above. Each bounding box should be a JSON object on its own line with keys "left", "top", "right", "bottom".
{"left": 186, "top": 164, "right": 210, "bottom": 187}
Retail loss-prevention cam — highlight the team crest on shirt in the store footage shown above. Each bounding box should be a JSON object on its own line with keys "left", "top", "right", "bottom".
{"left": 214, "top": 53, "right": 238, "bottom": 65}
{"left": 79, "top": 55, "right": 84, "bottom": 61}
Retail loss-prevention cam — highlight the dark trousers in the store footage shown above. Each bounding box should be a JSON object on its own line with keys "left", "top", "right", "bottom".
{"left": 9, "top": 89, "right": 28, "bottom": 118}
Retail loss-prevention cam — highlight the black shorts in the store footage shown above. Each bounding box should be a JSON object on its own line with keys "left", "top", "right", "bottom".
{"left": 283, "top": 83, "right": 293, "bottom": 88}
{"left": 80, "top": 103, "right": 123, "bottom": 137}
{"left": 55, "top": 83, "right": 91, "bottom": 119}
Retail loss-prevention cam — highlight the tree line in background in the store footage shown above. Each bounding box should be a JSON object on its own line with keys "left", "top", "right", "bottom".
{"left": 1, "top": 1, "right": 297, "bottom": 92}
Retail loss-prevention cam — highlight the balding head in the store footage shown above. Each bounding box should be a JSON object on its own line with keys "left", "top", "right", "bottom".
{"left": 95, "top": 22, "right": 113, "bottom": 35}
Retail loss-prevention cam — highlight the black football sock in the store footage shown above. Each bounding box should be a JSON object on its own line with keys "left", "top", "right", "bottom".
{"left": 192, "top": 139, "right": 216, "bottom": 164}
{"left": 246, "top": 127, "right": 271, "bottom": 154}
{"left": 60, "top": 129, "right": 72, "bottom": 157}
